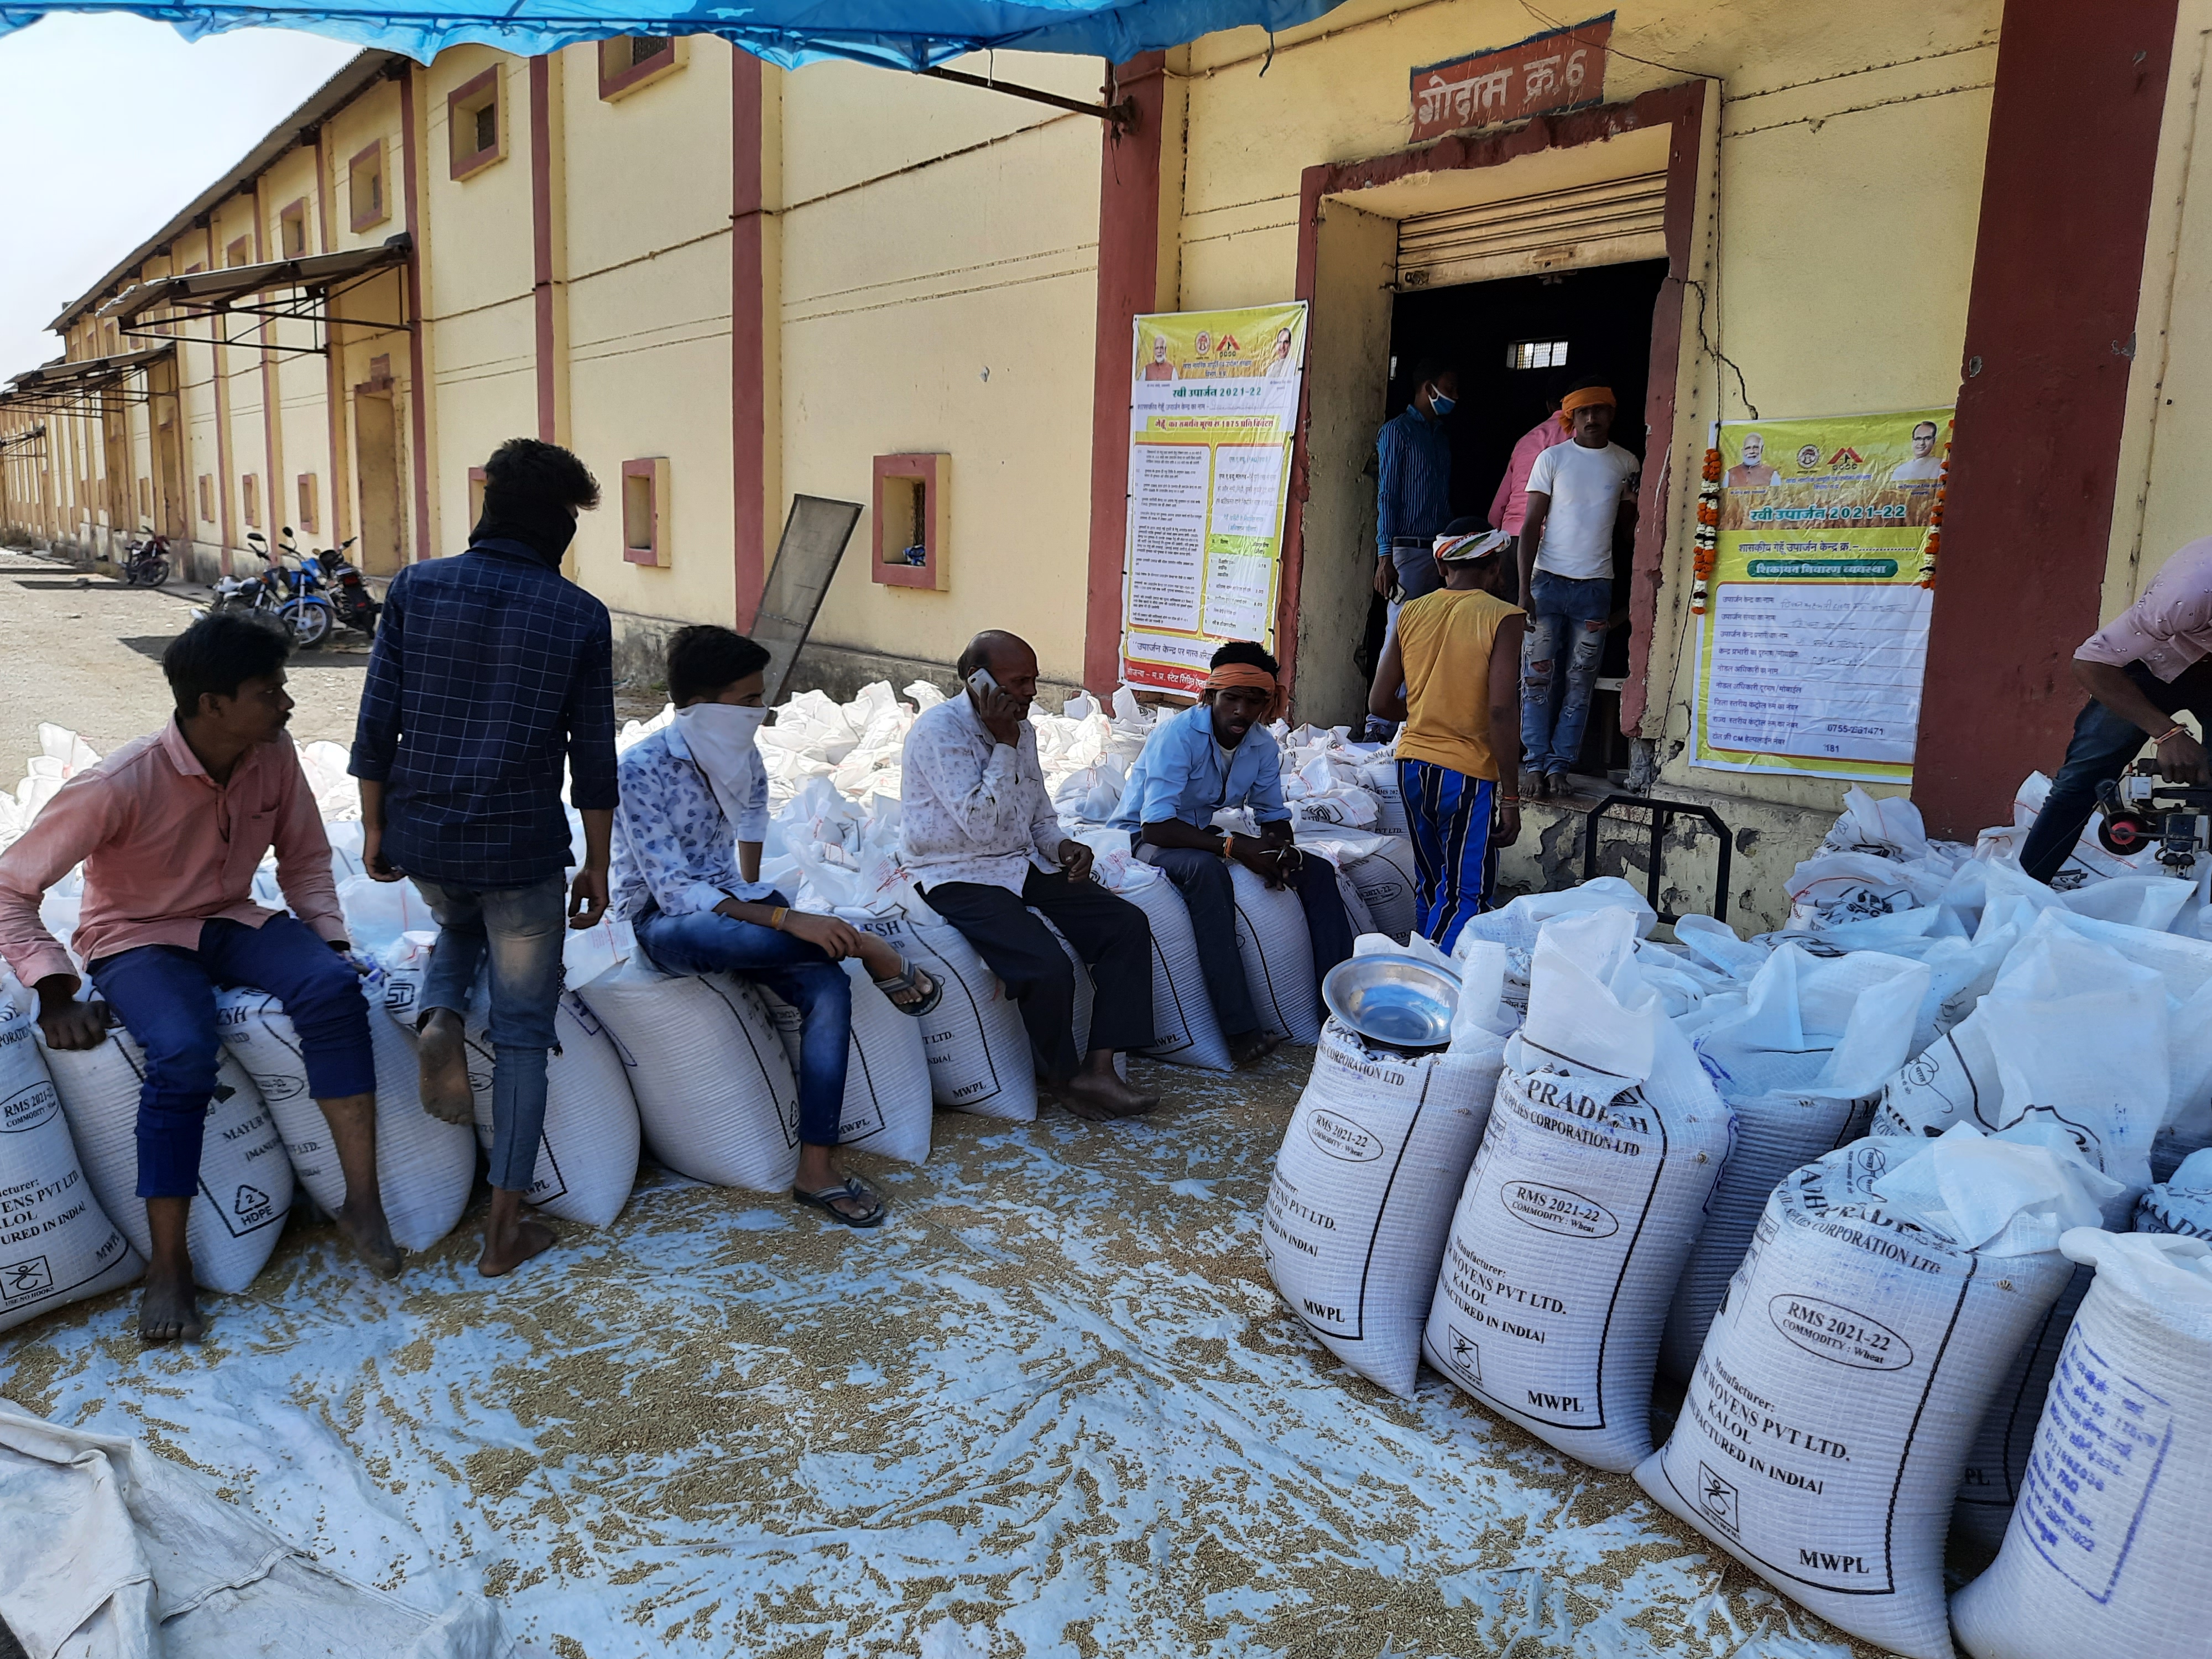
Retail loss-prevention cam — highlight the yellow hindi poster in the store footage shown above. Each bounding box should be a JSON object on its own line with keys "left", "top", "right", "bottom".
{"left": 1120, "top": 304, "right": 1307, "bottom": 695}
{"left": 1693, "top": 408, "right": 1950, "bottom": 784}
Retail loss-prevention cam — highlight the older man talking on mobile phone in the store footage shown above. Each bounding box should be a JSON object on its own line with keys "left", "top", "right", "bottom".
{"left": 899, "top": 630, "right": 1159, "bottom": 1121}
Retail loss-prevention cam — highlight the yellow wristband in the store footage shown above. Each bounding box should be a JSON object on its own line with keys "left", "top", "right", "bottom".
{"left": 1220, "top": 832, "right": 1237, "bottom": 860}
{"left": 769, "top": 906, "right": 789, "bottom": 931}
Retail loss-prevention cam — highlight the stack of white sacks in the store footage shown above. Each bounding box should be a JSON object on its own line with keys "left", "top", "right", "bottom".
{"left": 0, "top": 681, "right": 1418, "bottom": 1314}
{"left": 1265, "top": 782, "right": 2212, "bottom": 1659}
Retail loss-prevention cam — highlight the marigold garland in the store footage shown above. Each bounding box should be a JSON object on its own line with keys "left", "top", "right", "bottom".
{"left": 1917, "top": 417, "right": 1955, "bottom": 589}
{"left": 1691, "top": 446, "right": 1722, "bottom": 614}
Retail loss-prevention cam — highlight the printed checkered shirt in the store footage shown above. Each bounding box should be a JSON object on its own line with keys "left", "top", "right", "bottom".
{"left": 349, "top": 538, "right": 617, "bottom": 886}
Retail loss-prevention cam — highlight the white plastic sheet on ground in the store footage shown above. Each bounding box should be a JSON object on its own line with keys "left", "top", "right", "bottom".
{"left": 0, "top": 1050, "right": 1871, "bottom": 1659}
{"left": 0, "top": 1401, "right": 509, "bottom": 1659}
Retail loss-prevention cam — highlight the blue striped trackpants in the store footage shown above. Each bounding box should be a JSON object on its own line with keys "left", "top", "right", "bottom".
{"left": 1397, "top": 758, "right": 1496, "bottom": 953}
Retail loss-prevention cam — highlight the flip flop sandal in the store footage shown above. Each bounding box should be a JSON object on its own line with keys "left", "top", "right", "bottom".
{"left": 792, "top": 1175, "right": 889, "bottom": 1229}
{"left": 872, "top": 961, "right": 943, "bottom": 1019}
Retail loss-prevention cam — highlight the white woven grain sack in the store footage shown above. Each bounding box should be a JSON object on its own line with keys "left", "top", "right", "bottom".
{"left": 1423, "top": 907, "right": 1729, "bottom": 1472}
{"left": 1453, "top": 877, "right": 1656, "bottom": 1015}
{"left": 1634, "top": 1125, "right": 2113, "bottom": 1659}
{"left": 1333, "top": 865, "right": 1375, "bottom": 937}
{"left": 1265, "top": 943, "right": 1512, "bottom": 1397}
{"left": 841, "top": 904, "right": 1037, "bottom": 1123}
{"left": 1660, "top": 946, "right": 1930, "bottom": 1380}
{"left": 2134, "top": 1146, "right": 2212, "bottom": 1237}
{"left": 1031, "top": 910, "right": 1095, "bottom": 1061}
{"left": 1231, "top": 861, "right": 1319, "bottom": 1042}
{"left": 0, "top": 999, "right": 142, "bottom": 1332}
{"left": 1950, "top": 1229, "right": 2212, "bottom": 1659}
{"left": 40, "top": 1017, "right": 291, "bottom": 1295}
{"left": 575, "top": 956, "right": 801, "bottom": 1191}
{"left": 1103, "top": 869, "right": 1232, "bottom": 1073}
{"left": 1359, "top": 761, "right": 1408, "bottom": 836}
{"left": 1346, "top": 838, "right": 1418, "bottom": 943}
{"left": 764, "top": 961, "right": 931, "bottom": 1165}
{"left": 451, "top": 993, "right": 643, "bottom": 1228}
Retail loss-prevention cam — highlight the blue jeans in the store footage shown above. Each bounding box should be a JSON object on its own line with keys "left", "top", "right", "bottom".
{"left": 410, "top": 874, "right": 566, "bottom": 1191}
{"left": 1138, "top": 839, "right": 1356, "bottom": 1037}
{"left": 1521, "top": 572, "right": 1612, "bottom": 776}
{"left": 89, "top": 914, "right": 375, "bottom": 1198}
{"left": 2018, "top": 659, "right": 2212, "bottom": 883}
{"left": 635, "top": 900, "right": 852, "bottom": 1147}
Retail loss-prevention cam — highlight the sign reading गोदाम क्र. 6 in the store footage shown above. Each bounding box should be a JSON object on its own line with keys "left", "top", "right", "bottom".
{"left": 1407, "top": 14, "right": 1611, "bottom": 145}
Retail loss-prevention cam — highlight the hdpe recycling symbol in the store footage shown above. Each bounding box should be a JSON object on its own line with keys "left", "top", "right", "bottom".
{"left": 234, "top": 1185, "right": 270, "bottom": 1217}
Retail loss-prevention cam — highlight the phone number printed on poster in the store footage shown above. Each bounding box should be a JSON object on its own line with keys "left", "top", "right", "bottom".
{"left": 1120, "top": 304, "right": 1306, "bottom": 696}
{"left": 1693, "top": 409, "right": 1949, "bottom": 784}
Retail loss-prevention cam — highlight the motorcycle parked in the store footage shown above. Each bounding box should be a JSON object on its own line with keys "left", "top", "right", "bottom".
{"left": 205, "top": 530, "right": 335, "bottom": 648}
{"left": 119, "top": 526, "right": 172, "bottom": 587}
{"left": 284, "top": 528, "right": 378, "bottom": 635}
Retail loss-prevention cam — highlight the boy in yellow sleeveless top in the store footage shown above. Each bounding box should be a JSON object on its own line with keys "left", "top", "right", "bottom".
{"left": 1366, "top": 522, "right": 1525, "bottom": 948}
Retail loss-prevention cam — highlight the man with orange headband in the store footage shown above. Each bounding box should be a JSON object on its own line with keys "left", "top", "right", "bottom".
{"left": 1516, "top": 374, "right": 1639, "bottom": 796}
{"left": 1110, "top": 641, "right": 1354, "bottom": 1065}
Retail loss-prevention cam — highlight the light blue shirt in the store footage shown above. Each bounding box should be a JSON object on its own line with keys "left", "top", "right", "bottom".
{"left": 1109, "top": 704, "right": 1290, "bottom": 835}
{"left": 612, "top": 720, "right": 774, "bottom": 922}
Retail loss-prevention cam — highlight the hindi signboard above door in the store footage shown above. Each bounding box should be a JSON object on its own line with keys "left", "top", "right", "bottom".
{"left": 1408, "top": 15, "right": 1612, "bottom": 145}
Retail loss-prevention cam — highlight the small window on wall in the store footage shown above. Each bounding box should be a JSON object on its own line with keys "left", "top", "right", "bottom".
{"left": 872, "top": 454, "right": 948, "bottom": 591}
{"left": 226, "top": 236, "right": 252, "bottom": 270}
{"left": 138, "top": 478, "right": 152, "bottom": 519}
{"left": 197, "top": 474, "right": 215, "bottom": 524}
{"left": 599, "top": 35, "right": 684, "bottom": 99}
{"left": 242, "top": 473, "right": 261, "bottom": 529}
{"left": 1506, "top": 338, "right": 1569, "bottom": 371}
{"left": 297, "top": 473, "right": 318, "bottom": 533}
{"left": 349, "top": 140, "right": 389, "bottom": 231}
{"left": 622, "top": 459, "right": 670, "bottom": 566}
{"left": 448, "top": 67, "right": 505, "bottom": 180}
{"left": 279, "top": 199, "right": 308, "bottom": 258}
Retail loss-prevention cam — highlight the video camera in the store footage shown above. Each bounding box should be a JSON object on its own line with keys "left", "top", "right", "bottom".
{"left": 2093, "top": 764, "right": 2212, "bottom": 874}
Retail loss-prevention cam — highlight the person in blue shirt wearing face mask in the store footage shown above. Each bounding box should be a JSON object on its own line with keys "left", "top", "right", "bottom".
{"left": 1368, "top": 358, "right": 1459, "bottom": 740}
{"left": 1109, "top": 642, "right": 1357, "bottom": 1066}
{"left": 611, "top": 626, "right": 941, "bottom": 1229}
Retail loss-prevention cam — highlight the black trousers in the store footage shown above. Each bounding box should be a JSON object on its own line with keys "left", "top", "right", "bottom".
{"left": 2019, "top": 658, "right": 2212, "bottom": 883}
{"left": 924, "top": 868, "right": 1155, "bottom": 1082}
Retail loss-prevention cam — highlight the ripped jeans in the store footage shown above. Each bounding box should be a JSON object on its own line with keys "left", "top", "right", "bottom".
{"left": 1520, "top": 572, "right": 1611, "bottom": 776}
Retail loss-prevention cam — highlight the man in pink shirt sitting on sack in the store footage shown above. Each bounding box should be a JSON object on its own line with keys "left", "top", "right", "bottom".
{"left": 2018, "top": 535, "right": 2212, "bottom": 883}
{"left": 0, "top": 613, "right": 399, "bottom": 1343}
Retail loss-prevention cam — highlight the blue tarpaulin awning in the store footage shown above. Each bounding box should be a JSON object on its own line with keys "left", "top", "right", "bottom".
{"left": 0, "top": 0, "right": 1343, "bottom": 71}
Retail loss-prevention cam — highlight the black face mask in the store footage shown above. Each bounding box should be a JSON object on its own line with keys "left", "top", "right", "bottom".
{"left": 471, "top": 488, "right": 576, "bottom": 565}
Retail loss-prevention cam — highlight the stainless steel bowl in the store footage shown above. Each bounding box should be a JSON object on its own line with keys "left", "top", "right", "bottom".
{"left": 1322, "top": 954, "right": 1462, "bottom": 1051}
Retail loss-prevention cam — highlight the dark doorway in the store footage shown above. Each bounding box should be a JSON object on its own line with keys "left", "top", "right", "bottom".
{"left": 1383, "top": 257, "right": 1669, "bottom": 779}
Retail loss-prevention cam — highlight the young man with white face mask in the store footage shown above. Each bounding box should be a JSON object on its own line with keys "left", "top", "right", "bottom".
{"left": 612, "top": 627, "right": 940, "bottom": 1228}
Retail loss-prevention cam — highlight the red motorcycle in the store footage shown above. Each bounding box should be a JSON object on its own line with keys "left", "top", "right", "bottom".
{"left": 121, "top": 525, "right": 171, "bottom": 587}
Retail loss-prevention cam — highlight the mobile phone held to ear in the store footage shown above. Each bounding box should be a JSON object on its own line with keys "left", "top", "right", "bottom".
{"left": 966, "top": 666, "right": 1000, "bottom": 698}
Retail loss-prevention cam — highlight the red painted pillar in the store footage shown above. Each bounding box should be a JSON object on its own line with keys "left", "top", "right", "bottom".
{"left": 1912, "top": 0, "right": 2177, "bottom": 837}
{"left": 1082, "top": 54, "right": 1167, "bottom": 695}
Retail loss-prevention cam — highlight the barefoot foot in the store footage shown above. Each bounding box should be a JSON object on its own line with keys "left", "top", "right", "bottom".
{"left": 478, "top": 1216, "right": 556, "bottom": 1279}
{"left": 1229, "top": 1029, "right": 1284, "bottom": 1067}
{"left": 416, "top": 1011, "right": 476, "bottom": 1125}
{"left": 337, "top": 1197, "right": 404, "bottom": 1280}
{"left": 139, "top": 1267, "right": 204, "bottom": 1344}
{"left": 1061, "top": 1071, "right": 1159, "bottom": 1122}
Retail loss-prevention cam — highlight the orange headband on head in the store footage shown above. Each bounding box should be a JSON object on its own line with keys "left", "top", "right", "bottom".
{"left": 1560, "top": 386, "right": 1616, "bottom": 418}
{"left": 1203, "top": 663, "right": 1285, "bottom": 722}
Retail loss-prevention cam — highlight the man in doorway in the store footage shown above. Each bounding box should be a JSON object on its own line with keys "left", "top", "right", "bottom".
{"left": 2019, "top": 534, "right": 2212, "bottom": 884}
{"left": 1368, "top": 528, "right": 1526, "bottom": 949}
{"left": 0, "top": 613, "right": 398, "bottom": 1343}
{"left": 1488, "top": 394, "right": 1566, "bottom": 560}
{"left": 1889, "top": 421, "right": 1944, "bottom": 483}
{"left": 352, "top": 437, "right": 617, "bottom": 1279}
{"left": 614, "top": 626, "right": 940, "bottom": 1229}
{"left": 1368, "top": 358, "right": 1459, "bottom": 739}
{"left": 1109, "top": 641, "right": 1355, "bottom": 1066}
{"left": 1516, "top": 377, "right": 1640, "bottom": 796}
{"left": 1727, "top": 430, "right": 1780, "bottom": 487}
{"left": 900, "top": 630, "right": 1160, "bottom": 1121}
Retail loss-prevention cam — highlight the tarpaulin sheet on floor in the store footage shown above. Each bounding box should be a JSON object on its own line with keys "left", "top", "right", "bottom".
{"left": 0, "top": 1057, "right": 1865, "bottom": 1659}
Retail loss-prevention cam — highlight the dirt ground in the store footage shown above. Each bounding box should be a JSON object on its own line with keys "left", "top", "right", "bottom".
{"left": 0, "top": 544, "right": 666, "bottom": 774}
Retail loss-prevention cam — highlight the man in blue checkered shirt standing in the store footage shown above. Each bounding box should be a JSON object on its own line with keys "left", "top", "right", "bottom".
{"left": 350, "top": 438, "right": 617, "bottom": 1280}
